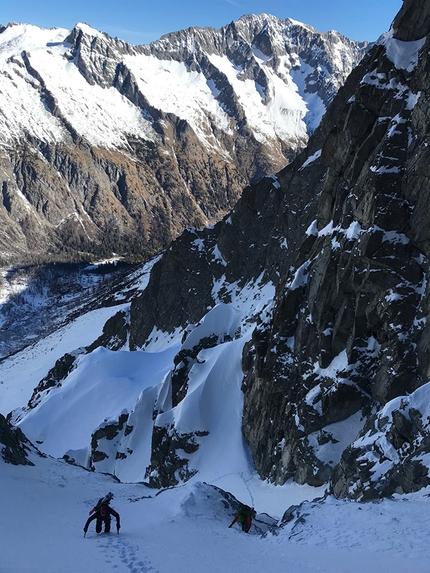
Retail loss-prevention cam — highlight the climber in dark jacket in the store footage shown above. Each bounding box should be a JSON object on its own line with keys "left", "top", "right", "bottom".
{"left": 83, "top": 492, "right": 121, "bottom": 535}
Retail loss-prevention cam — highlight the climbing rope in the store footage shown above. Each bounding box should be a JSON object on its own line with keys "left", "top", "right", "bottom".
{"left": 209, "top": 470, "right": 255, "bottom": 507}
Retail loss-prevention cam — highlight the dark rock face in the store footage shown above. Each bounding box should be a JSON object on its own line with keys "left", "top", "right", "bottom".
{"left": 0, "top": 17, "right": 365, "bottom": 265}
{"left": 331, "top": 393, "right": 430, "bottom": 500}
{"left": 128, "top": 161, "right": 323, "bottom": 349}
{"left": 240, "top": 3, "right": 430, "bottom": 495}
{"left": 20, "top": 350, "right": 81, "bottom": 417}
{"left": 392, "top": 0, "right": 430, "bottom": 41}
{"left": 0, "top": 413, "right": 39, "bottom": 465}
{"left": 0, "top": 140, "right": 243, "bottom": 265}
{"left": 144, "top": 426, "right": 208, "bottom": 488}
{"left": 90, "top": 412, "right": 131, "bottom": 466}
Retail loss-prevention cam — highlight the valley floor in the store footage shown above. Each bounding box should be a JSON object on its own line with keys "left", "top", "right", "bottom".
{"left": 1, "top": 454, "right": 429, "bottom": 573}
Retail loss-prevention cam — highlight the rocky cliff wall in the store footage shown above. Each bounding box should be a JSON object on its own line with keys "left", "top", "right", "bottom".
{"left": 241, "top": 0, "right": 430, "bottom": 498}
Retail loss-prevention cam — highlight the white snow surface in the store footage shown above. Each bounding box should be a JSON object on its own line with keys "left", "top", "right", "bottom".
{"left": 2, "top": 275, "right": 277, "bottom": 488}
{"left": 381, "top": 29, "right": 426, "bottom": 72}
{"left": 0, "top": 304, "right": 129, "bottom": 414}
{"left": 0, "top": 24, "right": 154, "bottom": 148}
{"left": 0, "top": 19, "right": 364, "bottom": 154}
{"left": 206, "top": 53, "right": 309, "bottom": 145}
{"left": 1, "top": 454, "right": 430, "bottom": 573}
{"left": 18, "top": 345, "right": 179, "bottom": 458}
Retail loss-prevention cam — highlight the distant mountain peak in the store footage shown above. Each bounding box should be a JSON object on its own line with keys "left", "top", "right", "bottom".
{"left": 0, "top": 16, "right": 365, "bottom": 264}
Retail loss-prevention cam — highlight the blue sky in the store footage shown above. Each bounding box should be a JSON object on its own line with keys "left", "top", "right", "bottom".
{"left": 1, "top": 0, "right": 403, "bottom": 45}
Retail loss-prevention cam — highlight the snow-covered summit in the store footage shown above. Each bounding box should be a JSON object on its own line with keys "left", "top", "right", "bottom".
{"left": 0, "top": 15, "right": 366, "bottom": 149}
{"left": 0, "top": 15, "right": 367, "bottom": 265}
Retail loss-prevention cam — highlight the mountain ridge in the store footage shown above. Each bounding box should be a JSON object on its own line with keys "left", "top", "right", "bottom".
{"left": 0, "top": 15, "right": 366, "bottom": 264}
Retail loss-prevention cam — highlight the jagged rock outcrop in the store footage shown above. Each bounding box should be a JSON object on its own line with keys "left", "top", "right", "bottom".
{"left": 25, "top": 350, "right": 82, "bottom": 413}
{"left": 90, "top": 411, "right": 131, "bottom": 465}
{"left": 144, "top": 426, "right": 208, "bottom": 488}
{"left": 0, "top": 17, "right": 366, "bottom": 265}
{"left": 331, "top": 384, "right": 430, "bottom": 500}
{"left": 0, "top": 412, "right": 40, "bottom": 464}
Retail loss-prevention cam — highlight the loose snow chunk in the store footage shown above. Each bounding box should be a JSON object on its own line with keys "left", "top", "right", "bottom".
{"left": 305, "top": 220, "right": 318, "bottom": 236}
{"left": 318, "top": 220, "right": 334, "bottom": 237}
{"left": 360, "top": 72, "right": 388, "bottom": 88}
{"left": 406, "top": 90, "right": 421, "bottom": 110}
{"left": 381, "top": 229, "right": 409, "bottom": 245}
{"left": 181, "top": 303, "right": 243, "bottom": 350}
{"left": 211, "top": 244, "right": 227, "bottom": 266}
{"left": 306, "top": 219, "right": 363, "bottom": 241}
{"left": 331, "top": 237, "right": 341, "bottom": 250}
{"left": 344, "top": 221, "right": 362, "bottom": 240}
{"left": 266, "top": 174, "right": 281, "bottom": 189}
{"left": 191, "top": 238, "right": 205, "bottom": 252}
{"left": 370, "top": 165, "right": 400, "bottom": 174}
{"left": 381, "top": 30, "right": 426, "bottom": 72}
{"left": 299, "top": 149, "right": 322, "bottom": 170}
{"left": 286, "top": 261, "right": 310, "bottom": 290}
{"left": 305, "top": 384, "right": 322, "bottom": 414}
{"left": 314, "top": 349, "right": 349, "bottom": 380}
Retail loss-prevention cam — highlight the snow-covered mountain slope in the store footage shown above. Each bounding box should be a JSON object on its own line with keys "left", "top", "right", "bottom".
{"left": 0, "top": 257, "right": 158, "bottom": 405}
{"left": 4, "top": 4, "right": 430, "bottom": 569}
{"left": 0, "top": 16, "right": 366, "bottom": 264}
{"left": 0, "top": 259, "right": 152, "bottom": 358}
{"left": 0, "top": 24, "right": 153, "bottom": 148}
{"left": 1, "top": 454, "right": 430, "bottom": 573}
{"left": 0, "top": 17, "right": 364, "bottom": 151}
{"left": 1, "top": 268, "right": 275, "bottom": 490}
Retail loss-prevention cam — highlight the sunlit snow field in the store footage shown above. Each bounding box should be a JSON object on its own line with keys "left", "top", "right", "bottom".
{"left": 1, "top": 453, "right": 430, "bottom": 573}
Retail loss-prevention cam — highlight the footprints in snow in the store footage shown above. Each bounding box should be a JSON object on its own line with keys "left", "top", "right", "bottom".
{"left": 97, "top": 534, "right": 158, "bottom": 573}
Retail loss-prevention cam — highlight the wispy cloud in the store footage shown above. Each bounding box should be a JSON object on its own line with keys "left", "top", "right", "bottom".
{"left": 225, "top": 0, "right": 243, "bottom": 7}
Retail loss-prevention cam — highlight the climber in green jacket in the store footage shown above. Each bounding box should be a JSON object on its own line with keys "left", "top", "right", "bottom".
{"left": 228, "top": 503, "right": 256, "bottom": 533}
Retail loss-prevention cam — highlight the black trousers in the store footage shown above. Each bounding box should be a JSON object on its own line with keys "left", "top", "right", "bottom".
{"left": 96, "top": 517, "right": 111, "bottom": 533}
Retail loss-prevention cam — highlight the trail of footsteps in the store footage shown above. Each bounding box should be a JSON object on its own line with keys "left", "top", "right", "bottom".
{"left": 96, "top": 534, "right": 159, "bottom": 573}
